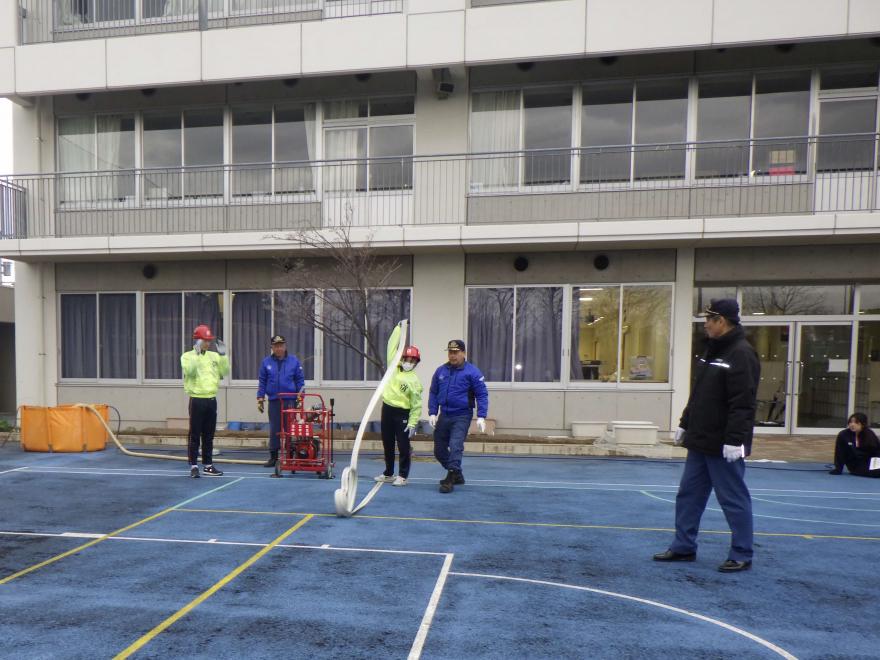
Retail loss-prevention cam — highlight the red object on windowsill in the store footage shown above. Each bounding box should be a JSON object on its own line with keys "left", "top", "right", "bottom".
{"left": 768, "top": 166, "right": 796, "bottom": 176}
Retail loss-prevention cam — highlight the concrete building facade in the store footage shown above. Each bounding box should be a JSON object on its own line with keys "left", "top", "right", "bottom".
{"left": 1, "top": 0, "right": 879, "bottom": 434}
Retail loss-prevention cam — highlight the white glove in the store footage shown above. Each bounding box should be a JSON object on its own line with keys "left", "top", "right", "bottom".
{"left": 673, "top": 427, "right": 685, "bottom": 446}
{"left": 406, "top": 425, "right": 416, "bottom": 439}
{"left": 215, "top": 339, "right": 227, "bottom": 356}
{"left": 722, "top": 444, "right": 745, "bottom": 462}
{"left": 192, "top": 339, "right": 204, "bottom": 355}
{"left": 429, "top": 415, "right": 437, "bottom": 428}
{"left": 476, "top": 418, "right": 486, "bottom": 433}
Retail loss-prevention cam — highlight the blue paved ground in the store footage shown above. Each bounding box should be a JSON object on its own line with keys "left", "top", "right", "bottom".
{"left": 1, "top": 444, "right": 878, "bottom": 659}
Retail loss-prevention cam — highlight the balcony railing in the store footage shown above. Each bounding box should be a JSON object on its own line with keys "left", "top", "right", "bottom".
{"left": 1, "top": 135, "right": 878, "bottom": 239}
{"left": 19, "top": 0, "right": 402, "bottom": 43}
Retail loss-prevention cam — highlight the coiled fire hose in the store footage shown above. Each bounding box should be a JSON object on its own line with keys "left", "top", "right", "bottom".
{"left": 334, "top": 319, "right": 408, "bottom": 517}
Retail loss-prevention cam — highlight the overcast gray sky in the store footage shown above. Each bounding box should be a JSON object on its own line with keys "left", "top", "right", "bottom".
{"left": 0, "top": 99, "right": 11, "bottom": 174}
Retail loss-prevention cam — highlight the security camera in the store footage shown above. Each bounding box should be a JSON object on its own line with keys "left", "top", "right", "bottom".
{"left": 436, "top": 81, "right": 455, "bottom": 97}
{"left": 432, "top": 67, "right": 454, "bottom": 100}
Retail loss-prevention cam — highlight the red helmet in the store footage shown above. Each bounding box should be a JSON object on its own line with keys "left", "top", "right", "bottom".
{"left": 192, "top": 324, "right": 215, "bottom": 341}
{"left": 402, "top": 346, "right": 420, "bottom": 362}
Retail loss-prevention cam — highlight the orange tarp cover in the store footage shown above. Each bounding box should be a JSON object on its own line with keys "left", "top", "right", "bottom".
{"left": 20, "top": 405, "right": 108, "bottom": 452}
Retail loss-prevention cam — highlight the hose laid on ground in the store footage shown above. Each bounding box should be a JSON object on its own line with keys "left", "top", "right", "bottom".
{"left": 334, "top": 319, "right": 407, "bottom": 517}
{"left": 77, "top": 404, "right": 264, "bottom": 465}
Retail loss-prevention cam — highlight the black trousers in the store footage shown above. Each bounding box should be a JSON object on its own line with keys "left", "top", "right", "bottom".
{"left": 381, "top": 403, "right": 412, "bottom": 478}
{"left": 833, "top": 437, "right": 880, "bottom": 477}
{"left": 188, "top": 397, "right": 217, "bottom": 466}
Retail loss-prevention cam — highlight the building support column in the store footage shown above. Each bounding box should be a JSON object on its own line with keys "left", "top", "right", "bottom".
{"left": 670, "top": 248, "right": 695, "bottom": 432}
{"left": 15, "top": 261, "right": 57, "bottom": 408}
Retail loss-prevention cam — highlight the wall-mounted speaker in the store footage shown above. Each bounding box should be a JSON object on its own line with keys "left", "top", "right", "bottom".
{"left": 513, "top": 256, "right": 529, "bottom": 272}
{"left": 142, "top": 264, "right": 158, "bottom": 279}
{"left": 593, "top": 254, "right": 610, "bottom": 271}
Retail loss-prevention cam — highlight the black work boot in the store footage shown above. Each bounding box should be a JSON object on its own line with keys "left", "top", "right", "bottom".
{"left": 263, "top": 450, "right": 278, "bottom": 468}
{"left": 452, "top": 470, "right": 465, "bottom": 485}
{"left": 439, "top": 470, "right": 455, "bottom": 493}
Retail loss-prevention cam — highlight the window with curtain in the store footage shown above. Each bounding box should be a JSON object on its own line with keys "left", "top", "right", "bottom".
{"left": 99, "top": 293, "right": 136, "bottom": 379}
{"left": 231, "top": 108, "right": 273, "bottom": 197}
{"left": 470, "top": 90, "right": 520, "bottom": 189}
{"left": 274, "top": 290, "right": 316, "bottom": 380}
{"left": 570, "top": 286, "right": 620, "bottom": 382}
{"left": 57, "top": 114, "right": 135, "bottom": 204}
{"left": 753, "top": 71, "right": 811, "bottom": 175}
{"left": 514, "top": 287, "right": 563, "bottom": 382}
{"left": 61, "top": 294, "right": 97, "bottom": 379}
{"left": 467, "top": 287, "right": 514, "bottom": 382}
{"left": 323, "top": 97, "right": 414, "bottom": 193}
{"left": 581, "top": 81, "right": 633, "bottom": 183}
{"left": 366, "top": 289, "right": 411, "bottom": 380}
{"left": 696, "top": 76, "right": 752, "bottom": 178}
{"left": 276, "top": 104, "right": 317, "bottom": 194}
{"left": 184, "top": 292, "right": 223, "bottom": 353}
{"left": 523, "top": 88, "right": 572, "bottom": 186}
{"left": 145, "top": 292, "right": 182, "bottom": 379}
{"left": 322, "top": 289, "right": 366, "bottom": 380}
{"left": 633, "top": 79, "right": 688, "bottom": 180}
{"left": 232, "top": 292, "right": 272, "bottom": 380}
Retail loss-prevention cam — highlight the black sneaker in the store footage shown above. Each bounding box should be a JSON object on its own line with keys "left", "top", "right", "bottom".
{"left": 202, "top": 465, "right": 224, "bottom": 477}
{"left": 263, "top": 456, "right": 277, "bottom": 468}
{"left": 439, "top": 470, "right": 455, "bottom": 494}
{"left": 190, "top": 466, "right": 200, "bottom": 479}
{"left": 453, "top": 470, "right": 465, "bottom": 485}
{"left": 828, "top": 468, "right": 842, "bottom": 475}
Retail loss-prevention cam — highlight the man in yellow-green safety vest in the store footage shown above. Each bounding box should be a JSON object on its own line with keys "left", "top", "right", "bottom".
{"left": 181, "top": 324, "right": 230, "bottom": 479}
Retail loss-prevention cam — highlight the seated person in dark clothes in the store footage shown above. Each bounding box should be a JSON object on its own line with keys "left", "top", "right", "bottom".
{"left": 829, "top": 412, "right": 880, "bottom": 478}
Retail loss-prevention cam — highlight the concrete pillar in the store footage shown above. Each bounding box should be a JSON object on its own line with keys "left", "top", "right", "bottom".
{"left": 411, "top": 252, "right": 465, "bottom": 416}
{"left": 15, "top": 261, "right": 56, "bottom": 407}
{"left": 670, "top": 247, "right": 695, "bottom": 431}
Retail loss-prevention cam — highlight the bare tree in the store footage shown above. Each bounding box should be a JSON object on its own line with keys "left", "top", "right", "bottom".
{"left": 274, "top": 223, "right": 406, "bottom": 374}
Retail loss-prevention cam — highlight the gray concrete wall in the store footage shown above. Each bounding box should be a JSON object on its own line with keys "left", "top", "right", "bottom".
{"left": 466, "top": 250, "right": 676, "bottom": 285}
{"left": 0, "top": 285, "right": 12, "bottom": 322}
{"left": 695, "top": 245, "right": 880, "bottom": 283}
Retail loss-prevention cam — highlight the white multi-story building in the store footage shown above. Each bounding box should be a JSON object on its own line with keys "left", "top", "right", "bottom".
{"left": 1, "top": 0, "right": 879, "bottom": 436}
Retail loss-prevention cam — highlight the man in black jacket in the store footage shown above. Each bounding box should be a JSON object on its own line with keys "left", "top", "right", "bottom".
{"left": 653, "top": 298, "right": 760, "bottom": 573}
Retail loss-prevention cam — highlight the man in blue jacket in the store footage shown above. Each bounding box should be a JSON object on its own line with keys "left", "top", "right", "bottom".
{"left": 428, "top": 339, "right": 489, "bottom": 493}
{"left": 257, "top": 335, "right": 305, "bottom": 468}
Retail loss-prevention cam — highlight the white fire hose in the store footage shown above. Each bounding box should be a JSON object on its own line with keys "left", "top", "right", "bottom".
{"left": 334, "top": 319, "right": 408, "bottom": 517}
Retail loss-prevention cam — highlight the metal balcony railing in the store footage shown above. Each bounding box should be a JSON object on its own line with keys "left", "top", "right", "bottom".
{"left": 0, "top": 134, "right": 877, "bottom": 239}
{"left": 19, "top": 0, "right": 402, "bottom": 43}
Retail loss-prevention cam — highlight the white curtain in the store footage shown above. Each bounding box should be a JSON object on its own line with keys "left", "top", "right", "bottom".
{"left": 470, "top": 90, "right": 520, "bottom": 190}
{"left": 96, "top": 115, "right": 134, "bottom": 202}
{"left": 324, "top": 128, "right": 366, "bottom": 193}
{"left": 58, "top": 116, "right": 94, "bottom": 205}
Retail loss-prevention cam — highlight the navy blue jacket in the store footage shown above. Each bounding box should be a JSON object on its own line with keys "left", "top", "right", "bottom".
{"left": 428, "top": 361, "right": 489, "bottom": 419}
{"left": 257, "top": 354, "right": 305, "bottom": 401}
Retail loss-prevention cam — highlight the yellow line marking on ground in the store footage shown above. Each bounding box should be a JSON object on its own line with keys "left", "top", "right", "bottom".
{"left": 173, "top": 508, "right": 880, "bottom": 542}
{"left": 114, "top": 514, "right": 313, "bottom": 659}
{"left": 0, "top": 479, "right": 244, "bottom": 586}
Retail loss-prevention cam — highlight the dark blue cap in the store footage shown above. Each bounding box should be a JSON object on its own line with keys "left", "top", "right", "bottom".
{"left": 702, "top": 298, "right": 740, "bottom": 325}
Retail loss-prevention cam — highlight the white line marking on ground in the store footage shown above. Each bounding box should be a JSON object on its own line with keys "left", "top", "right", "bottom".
{"left": 451, "top": 572, "right": 798, "bottom": 660}
{"left": 59, "top": 532, "right": 103, "bottom": 539}
{"left": 640, "top": 491, "right": 880, "bottom": 528}
{"left": 409, "top": 553, "right": 454, "bottom": 660}
{"left": 0, "top": 467, "right": 27, "bottom": 475}
{"left": 752, "top": 496, "right": 880, "bottom": 512}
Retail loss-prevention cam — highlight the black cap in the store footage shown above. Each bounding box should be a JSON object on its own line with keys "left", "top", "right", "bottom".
{"left": 701, "top": 298, "right": 740, "bottom": 325}
{"left": 446, "top": 339, "right": 466, "bottom": 352}
{"left": 270, "top": 334, "right": 286, "bottom": 344}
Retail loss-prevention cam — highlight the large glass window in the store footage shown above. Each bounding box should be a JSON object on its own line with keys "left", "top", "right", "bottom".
{"left": 184, "top": 109, "right": 223, "bottom": 198}
{"left": 61, "top": 293, "right": 135, "bottom": 380}
{"left": 570, "top": 286, "right": 619, "bottom": 382}
{"left": 523, "top": 89, "right": 572, "bottom": 185}
{"left": 619, "top": 285, "right": 671, "bottom": 382}
{"left": 696, "top": 76, "right": 752, "bottom": 177}
{"left": 366, "top": 289, "right": 411, "bottom": 380}
{"left": 232, "top": 292, "right": 272, "bottom": 380}
{"left": 817, "top": 98, "right": 877, "bottom": 172}
{"left": 515, "top": 287, "right": 563, "bottom": 382}
{"left": 58, "top": 115, "right": 135, "bottom": 204}
{"left": 581, "top": 81, "right": 633, "bottom": 183}
{"left": 276, "top": 105, "right": 317, "bottom": 194}
{"left": 753, "top": 72, "right": 811, "bottom": 175}
{"left": 468, "top": 287, "right": 514, "bottom": 381}
{"left": 633, "top": 79, "right": 688, "bottom": 180}
{"left": 860, "top": 285, "right": 880, "bottom": 314}
{"left": 693, "top": 286, "right": 737, "bottom": 315}
{"left": 143, "top": 111, "right": 182, "bottom": 201}
{"left": 145, "top": 292, "right": 182, "bottom": 379}
{"left": 470, "top": 91, "right": 520, "bottom": 189}
{"left": 232, "top": 108, "right": 273, "bottom": 197}
{"left": 855, "top": 321, "right": 880, "bottom": 428}
{"left": 741, "top": 285, "right": 852, "bottom": 316}
{"left": 274, "top": 290, "right": 316, "bottom": 380}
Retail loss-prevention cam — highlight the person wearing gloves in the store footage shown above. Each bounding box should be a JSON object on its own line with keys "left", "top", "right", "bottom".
{"left": 428, "top": 339, "right": 489, "bottom": 494}
{"left": 256, "top": 335, "right": 305, "bottom": 468}
{"left": 374, "top": 322, "right": 423, "bottom": 487}
{"left": 654, "top": 298, "right": 760, "bottom": 573}
{"left": 181, "top": 324, "right": 229, "bottom": 478}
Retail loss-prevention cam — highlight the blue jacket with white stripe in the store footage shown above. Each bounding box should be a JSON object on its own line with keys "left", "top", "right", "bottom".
{"left": 428, "top": 360, "right": 489, "bottom": 419}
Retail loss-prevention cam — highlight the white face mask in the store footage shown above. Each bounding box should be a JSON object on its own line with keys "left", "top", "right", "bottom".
{"left": 401, "top": 362, "right": 416, "bottom": 372}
